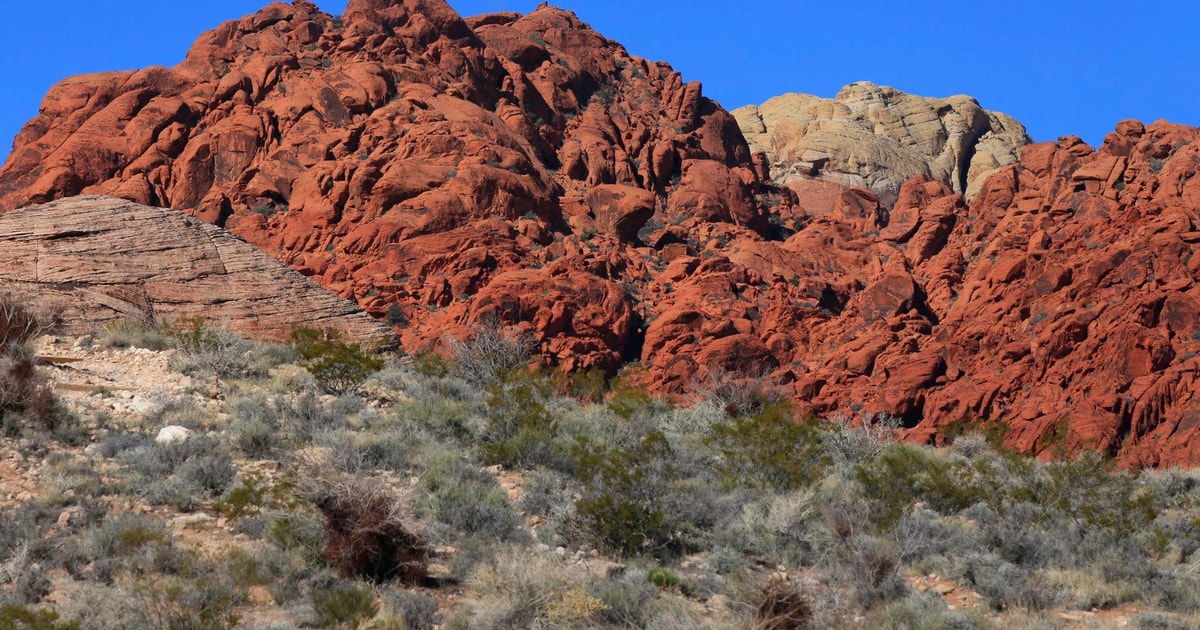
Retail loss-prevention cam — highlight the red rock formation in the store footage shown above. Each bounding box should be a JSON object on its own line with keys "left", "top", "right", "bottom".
{"left": 5, "top": 1, "right": 1200, "bottom": 466}
{"left": 0, "top": 0, "right": 765, "bottom": 373}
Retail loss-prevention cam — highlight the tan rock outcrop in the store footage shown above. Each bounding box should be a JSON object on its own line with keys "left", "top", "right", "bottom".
{"left": 733, "top": 82, "right": 1029, "bottom": 206}
{"left": 0, "top": 195, "right": 396, "bottom": 346}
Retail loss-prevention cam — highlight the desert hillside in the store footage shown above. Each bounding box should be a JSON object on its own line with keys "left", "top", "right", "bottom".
{"left": 2, "top": 0, "right": 1200, "bottom": 469}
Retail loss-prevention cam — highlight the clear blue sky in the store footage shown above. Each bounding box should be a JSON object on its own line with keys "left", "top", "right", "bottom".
{"left": 1, "top": 1, "right": 1197, "bottom": 166}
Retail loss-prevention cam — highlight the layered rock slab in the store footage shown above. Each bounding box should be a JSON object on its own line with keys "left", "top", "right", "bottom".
{"left": 733, "top": 82, "right": 1029, "bottom": 207}
{"left": 0, "top": 195, "right": 396, "bottom": 345}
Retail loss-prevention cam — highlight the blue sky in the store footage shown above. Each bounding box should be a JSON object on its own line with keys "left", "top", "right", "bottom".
{"left": 1, "top": 1, "right": 1197, "bottom": 166}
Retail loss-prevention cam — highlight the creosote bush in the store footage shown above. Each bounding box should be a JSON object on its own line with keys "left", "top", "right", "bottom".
{"left": 480, "top": 367, "right": 561, "bottom": 469}
{"left": 708, "top": 401, "right": 830, "bottom": 491}
{"left": 290, "top": 327, "right": 383, "bottom": 395}
{"left": 570, "top": 431, "right": 680, "bottom": 558}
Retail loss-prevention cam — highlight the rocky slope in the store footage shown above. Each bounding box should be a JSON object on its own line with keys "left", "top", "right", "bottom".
{"left": 3, "top": 1, "right": 1200, "bottom": 466}
{"left": 0, "top": 195, "right": 395, "bottom": 345}
{"left": 733, "top": 82, "right": 1029, "bottom": 207}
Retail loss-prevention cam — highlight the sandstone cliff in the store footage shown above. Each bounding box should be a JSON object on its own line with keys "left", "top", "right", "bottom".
{"left": 0, "top": 0, "right": 769, "bottom": 372}
{"left": 0, "top": 195, "right": 395, "bottom": 345}
{"left": 733, "top": 82, "right": 1029, "bottom": 207}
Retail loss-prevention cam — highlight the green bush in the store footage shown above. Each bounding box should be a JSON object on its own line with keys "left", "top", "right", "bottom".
{"left": 311, "top": 579, "right": 378, "bottom": 628}
{"left": 646, "top": 567, "right": 680, "bottom": 589}
{"left": 570, "top": 431, "right": 679, "bottom": 558}
{"left": 707, "top": 402, "right": 830, "bottom": 492}
{"left": 290, "top": 327, "right": 383, "bottom": 395}
{"left": 0, "top": 605, "right": 80, "bottom": 630}
{"left": 479, "top": 368, "right": 562, "bottom": 469}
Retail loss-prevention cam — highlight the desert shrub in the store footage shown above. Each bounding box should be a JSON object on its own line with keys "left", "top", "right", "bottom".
{"left": 853, "top": 443, "right": 986, "bottom": 531}
{"left": 0, "top": 545, "right": 50, "bottom": 607}
{"left": 310, "top": 476, "right": 427, "bottom": 584}
{"left": 445, "top": 323, "right": 530, "bottom": 386}
{"left": 1, "top": 502, "right": 83, "bottom": 572}
{"left": 175, "top": 449, "right": 236, "bottom": 495}
{"left": 392, "top": 394, "right": 478, "bottom": 444}
{"left": 90, "top": 432, "right": 150, "bottom": 459}
{"left": 290, "top": 327, "right": 383, "bottom": 395}
{"left": 310, "top": 577, "right": 378, "bottom": 629}
{"left": 592, "top": 572, "right": 658, "bottom": 628}
{"left": 957, "top": 553, "right": 1058, "bottom": 611}
{"left": 978, "top": 503, "right": 1057, "bottom": 568}
{"left": 518, "top": 468, "right": 574, "bottom": 519}
{"left": 0, "top": 605, "right": 80, "bottom": 630}
{"left": 100, "top": 319, "right": 169, "bottom": 350}
{"left": 478, "top": 367, "right": 563, "bottom": 469}
{"left": 55, "top": 583, "right": 147, "bottom": 630}
{"left": 418, "top": 455, "right": 522, "bottom": 542}
{"left": 646, "top": 568, "right": 680, "bottom": 589}
{"left": 707, "top": 401, "right": 830, "bottom": 492}
{"left": 1023, "top": 451, "right": 1159, "bottom": 540}
{"left": 544, "top": 584, "right": 608, "bottom": 626}
{"left": 166, "top": 317, "right": 290, "bottom": 379}
{"left": 212, "top": 473, "right": 276, "bottom": 519}
{"left": 378, "top": 590, "right": 441, "bottom": 630}
{"left": 0, "top": 345, "right": 67, "bottom": 438}
{"left": 691, "top": 365, "right": 787, "bottom": 419}
{"left": 605, "top": 380, "right": 665, "bottom": 420}
{"left": 753, "top": 576, "right": 814, "bottom": 630}
{"left": 951, "top": 433, "right": 991, "bottom": 459}
{"left": 1133, "top": 612, "right": 1197, "bottom": 630}
{"left": 570, "top": 431, "right": 680, "bottom": 558}
{"left": 321, "top": 428, "right": 413, "bottom": 474}
{"left": 872, "top": 592, "right": 980, "bottom": 630}
{"left": 116, "top": 435, "right": 234, "bottom": 509}
{"left": 726, "top": 488, "right": 823, "bottom": 562}
{"left": 265, "top": 509, "right": 328, "bottom": 567}
{"left": 84, "top": 512, "right": 171, "bottom": 560}
{"left": 233, "top": 390, "right": 336, "bottom": 445}
{"left": 467, "top": 548, "right": 588, "bottom": 629}
{"left": 824, "top": 412, "right": 900, "bottom": 469}
{"left": 137, "top": 554, "right": 244, "bottom": 630}
{"left": 843, "top": 534, "right": 906, "bottom": 609}
{"left": 892, "top": 507, "right": 977, "bottom": 566}
{"left": 661, "top": 399, "right": 726, "bottom": 437}
{"left": 232, "top": 415, "right": 277, "bottom": 458}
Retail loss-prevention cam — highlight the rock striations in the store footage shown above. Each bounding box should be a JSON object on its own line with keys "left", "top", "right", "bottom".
{"left": 0, "top": 195, "right": 395, "bottom": 346}
{"left": 733, "top": 82, "right": 1029, "bottom": 207}
{"left": 3, "top": 1, "right": 1200, "bottom": 466}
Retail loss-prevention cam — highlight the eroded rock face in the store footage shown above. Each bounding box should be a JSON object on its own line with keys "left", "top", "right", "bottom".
{"left": 0, "top": 0, "right": 766, "bottom": 372}
{"left": 0, "top": 196, "right": 395, "bottom": 345}
{"left": 623, "top": 119, "right": 1200, "bottom": 468}
{"left": 732, "top": 82, "right": 1030, "bottom": 207}
{"left": 753, "top": 121, "right": 1200, "bottom": 469}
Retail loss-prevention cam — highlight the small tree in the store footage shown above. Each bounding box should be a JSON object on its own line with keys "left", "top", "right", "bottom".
{"left": 290, "top": 327, "right": 383, "bottom": 395}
